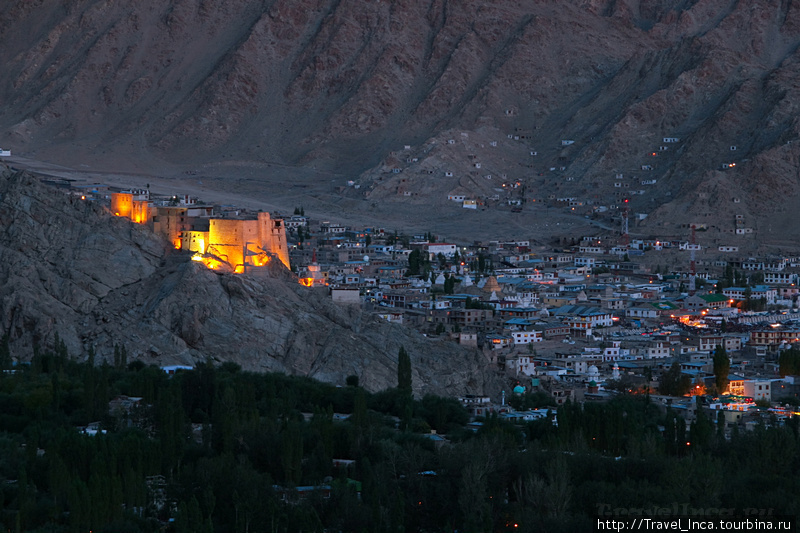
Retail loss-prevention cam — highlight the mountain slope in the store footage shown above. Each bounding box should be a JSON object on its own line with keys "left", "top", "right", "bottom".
{"left": 2, "top": 0, "right": 800, "bottom": 243}
{"left": 0, "top": 164, "right": 498, "bottom": 395}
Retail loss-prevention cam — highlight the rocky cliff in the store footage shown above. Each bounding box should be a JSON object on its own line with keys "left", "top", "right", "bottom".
{"left": 0, "top": 164, "right": 499, "bottom": 396}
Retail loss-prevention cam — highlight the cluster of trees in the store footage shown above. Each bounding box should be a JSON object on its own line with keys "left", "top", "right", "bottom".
{"left": 1, "top": 341, "right": 800, "bottom": 532}
{"left": 384, "top": 230, "right": 410, "bottom": 247}
{"left": 658, "top": 362, "right": 692, "bottom": 396}
{"left": 658, "top": 346, "right": 729, "bottom": 396}
{"left": 405, "top": 249, "right": 430, "bottom": 278}
{"left": 715, "top": 267, "right": 769, "bottom": 311}
{"left": 442, "top": 274, "right": 457, "bottom": 294}
{"left": 407, "top": 250, "right": 461, "bottom": 284}
{"left": 472, "top": 253, "right": 493, "bottom": 274}
{"left": 294, "top": 225, "right": 308, "bottom": 244}
{"left": 741, "top": 288, "right": 768, "bottom": 312}
{"left": 465, "top": 297, "right": 496, "bottom": 310}
{"left": 716, "top": 265, "right": 751, "bottom": 291}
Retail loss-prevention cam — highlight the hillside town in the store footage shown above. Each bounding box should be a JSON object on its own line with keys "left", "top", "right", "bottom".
{"left": 293, "top": 220, "right": 800, "bottom": 428}
{"left": 63, "top": 178, "right": 800, "bottom": 434}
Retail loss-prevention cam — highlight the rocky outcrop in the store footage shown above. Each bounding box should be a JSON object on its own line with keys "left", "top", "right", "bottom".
{"left": 88, "top": 257, "right": 494, "bottom": 395}
{"left": 0, "top": 166, "right": 166, "bottom": 355}
{"left": 0, "top": 165, "right": 498, "bottom": 396}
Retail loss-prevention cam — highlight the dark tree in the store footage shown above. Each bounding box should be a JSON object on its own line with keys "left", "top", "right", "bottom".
{"left": 397, "top": 346, "right": 413, "bottom": 431}
{"left": 407, "top": 249, "right": 422, "bottom": 276}
{"left": 713, "top": 345, "right": 730, "bottom": 394}
{"left": 779, "top": 348, "right": 800, "bottom": 377}
{"left": 478, "top": 254, "right": 486, "bottom": 273}
{"left": 689, "top": 396, "right": 714, "bottom": 451}
{"left": 352, "top": 387, "right": 367, "bottom": 428}
{"left": 0, "top": 332, "right": 10, "bottom": 371}
{"left": 743, "top": 286, "right": 752, "bottom": 311}
{"left": 397, "top": 346, "right": 412, "bottom": 396}
{"left": 444, "top": 275, "right": 456, "bottom": 294}
{"left": 659, "top": 362, "right": 691, "bottom": 396}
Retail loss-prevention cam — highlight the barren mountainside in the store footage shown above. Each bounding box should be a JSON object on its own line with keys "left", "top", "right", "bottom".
{"left": 0, "top": 164, "right": 499, "bottom": 395}
{"left": 2, "top": 2, "right": 800, "bottom": 236}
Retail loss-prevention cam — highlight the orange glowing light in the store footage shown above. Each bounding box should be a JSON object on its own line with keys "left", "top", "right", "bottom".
{"left": 299, "top": 277, "right": 314, "bottom": 287}
{"left": 173, "top": 239, "right": 182, "bottom": 250}
{"left": 192, "top": 253, "right": 224, "bottom": 271}
{"left": 251, "top": 254, "right": 271, "bottom": 267}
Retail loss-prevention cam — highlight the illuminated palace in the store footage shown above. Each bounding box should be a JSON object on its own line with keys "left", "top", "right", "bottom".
{"left": 111, "top": 190, "right": 290, "bottom": 274}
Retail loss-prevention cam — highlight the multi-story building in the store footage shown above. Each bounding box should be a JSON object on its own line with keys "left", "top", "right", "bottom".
{"left": 749, "top": 329, "right": 800, "bottom": 347}
{"left": 552, "top": 305, "right": 615, "bottom": 331}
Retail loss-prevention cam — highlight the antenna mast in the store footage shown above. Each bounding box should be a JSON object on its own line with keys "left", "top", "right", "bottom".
{"left": 621, "top": 199, "right": 630, "bottom": 249}
{"left": 689, "top": 224, "right": 697, "bottom": 295}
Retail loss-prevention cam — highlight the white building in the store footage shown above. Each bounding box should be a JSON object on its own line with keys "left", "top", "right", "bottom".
{"left": 574, "top": 256, "right": 597, "bottom": 268}
{"left": 723, "top": 286, "right": 777, "bottom": 304}
{"left": 511, "top": 330, "right": 543, "bottom": 345}
{"left": 743, "top": 380, "right": 771, "bottom": 402}
{"left": 602, "top": 342, "right": 622, "bottom": 362}
{"left": 644, "top": 342, "right": 670, "bottom": 359}
{"left": 424, "top": 243, "right": 458, "bottom": 258}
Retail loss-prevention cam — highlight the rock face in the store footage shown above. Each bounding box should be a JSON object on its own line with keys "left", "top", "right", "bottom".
{"left": 0, "top": 165, "right": 499, "bottom": 396}
{"left": 0, "top": 166, "right": 166, "bottom": 355}
{"left": 3, "top": 1, "right": 800, "bottom": 242}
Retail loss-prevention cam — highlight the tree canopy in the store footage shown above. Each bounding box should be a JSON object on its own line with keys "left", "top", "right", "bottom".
{"left": 1, "top": 334, "right": 799, "bottom": 533}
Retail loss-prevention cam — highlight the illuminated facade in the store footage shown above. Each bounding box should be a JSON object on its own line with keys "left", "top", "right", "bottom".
{"left": 181, "top": 231, "right": 208, "bottom": 254}
{"left": 298, "top": 263, "right": 327, "bottom": 287}
{"left": 205, "top": 212, "right": 290, "bottom": 272}
{"left": 152, "top": 206, "right": 197, "bottom": 250}
{"left": 111, "top": 192, "right": 133, "bottom": 218}
{"left": 111, "top": 190, "right": 151, "bottom": 224}
{"left": 111, "top": 192, "right": 290, "bottom": 272}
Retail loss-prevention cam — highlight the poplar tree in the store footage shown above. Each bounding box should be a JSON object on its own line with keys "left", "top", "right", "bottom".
{"left": 713, "top": 345, "right": 730, "bottom": 394}
{"left": 398, "top": 346, "right": 413, "bottom": 431}
{"left": 0, "top": 332, "right": 10, "bottom": 371}
{"left": 397, "top": 346, "right": 412, "bottom": 396}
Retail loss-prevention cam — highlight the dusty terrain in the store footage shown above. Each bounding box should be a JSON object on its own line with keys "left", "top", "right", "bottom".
{"left": 2, "top": 1, "right": 800, "bottom": 248}
{"left": 6, "top": 152, "right": 607, "bottom": 245}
